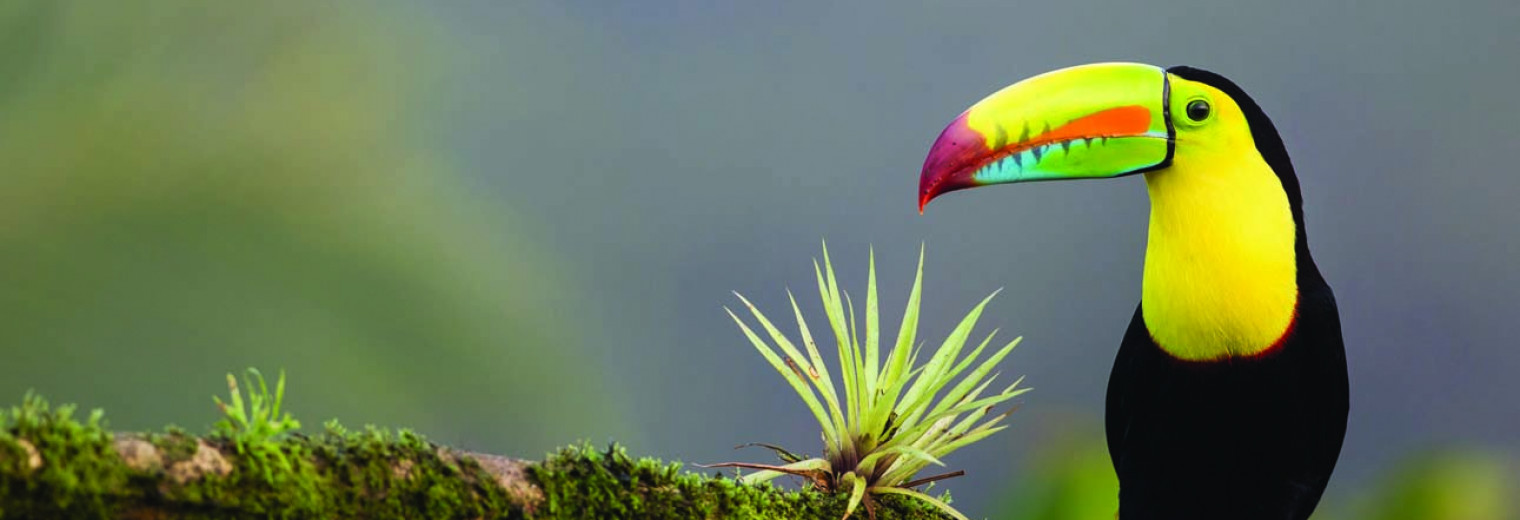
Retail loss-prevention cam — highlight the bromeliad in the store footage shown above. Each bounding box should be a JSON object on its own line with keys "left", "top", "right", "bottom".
{"left": 711, "top": 245, "right": 1025, "bottom": 520}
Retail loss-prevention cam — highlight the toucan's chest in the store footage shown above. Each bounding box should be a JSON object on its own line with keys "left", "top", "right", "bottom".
{"left": 1139, "top": 151, "right": 1299, "bottom": 361}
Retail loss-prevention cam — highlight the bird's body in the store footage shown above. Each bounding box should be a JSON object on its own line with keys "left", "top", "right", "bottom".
{"left": 1108, "top": 276, "right": 1347, "bottom": 519}
{"left": 918, "top": 63, "right": 1349, "bottom": 519}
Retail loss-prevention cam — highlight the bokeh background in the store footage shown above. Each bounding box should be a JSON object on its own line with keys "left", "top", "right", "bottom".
{"left": 2, "top": 1, "right": 1516, "bottom": 518}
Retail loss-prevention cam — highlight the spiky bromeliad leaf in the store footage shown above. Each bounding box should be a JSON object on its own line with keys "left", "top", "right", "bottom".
{"left": 719, "top": 243, "right": 1026, "bottom": 520}
{"left": 870, "top": 486, "right": 972, "bottom": 520}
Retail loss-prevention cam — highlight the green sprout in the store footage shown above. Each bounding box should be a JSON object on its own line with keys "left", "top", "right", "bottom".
{"left": 213, "top": 368, "right": 299, "bottom": 441}
{"left": 212, "top": 368, "right": 305, "bottom": 486}
{"left": 711, "top": 244, "right": 1027, "bottom": 520}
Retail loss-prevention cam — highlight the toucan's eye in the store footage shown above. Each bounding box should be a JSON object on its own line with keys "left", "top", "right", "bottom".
{"left": 1185, "top": 99, "right": 1211, "bottom": 122}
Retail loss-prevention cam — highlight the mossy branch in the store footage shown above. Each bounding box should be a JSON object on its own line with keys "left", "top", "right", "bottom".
{"left": 0, "top": 391, "right": 956, "bottom": 519}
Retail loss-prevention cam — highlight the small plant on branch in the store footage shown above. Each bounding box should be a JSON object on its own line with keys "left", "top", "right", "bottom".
{"left": 212, "top": 368, "right": 308, "bottom": 488}
{"left": 213, "top": 368, "right": 299, "bottom": 443}
{"left": 708, "top": 244, "right": 1026, "bottom": 520}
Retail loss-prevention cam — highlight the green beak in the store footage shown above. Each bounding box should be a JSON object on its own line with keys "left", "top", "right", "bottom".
{"left": 918, "top": 62, "right": 1174, "bottom": 212}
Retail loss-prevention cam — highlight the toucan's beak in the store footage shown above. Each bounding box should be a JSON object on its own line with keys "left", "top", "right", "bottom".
{"left": 918, "top": 62, "right": 1174, "bottom": 213}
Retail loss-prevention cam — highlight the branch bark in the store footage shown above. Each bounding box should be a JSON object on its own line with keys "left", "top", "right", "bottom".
{"left": 0, "top": 402, "right": 954, "bottom": 519}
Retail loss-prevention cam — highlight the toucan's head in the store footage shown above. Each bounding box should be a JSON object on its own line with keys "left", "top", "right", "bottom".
{"left": 918, "top": 62, "right": 1302, "bottom": 220}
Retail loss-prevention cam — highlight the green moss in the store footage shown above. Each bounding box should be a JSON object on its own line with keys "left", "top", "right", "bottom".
{"left": 1, "top": 394, "right": 519, "bottom": 519}
{"left": 300, "top": 423, "right": 518, "bottom": 519}
{"left": 155, "top": 421, "right": 520, "bottom": 519}
{"left": 2, "top": 394, "right": 958, "bottom": 519}
{"left": 0, "top": 392, "right": 128, "bottom": 518}
{"left": 528, "top": 443, "right": 954, "bottom": 520}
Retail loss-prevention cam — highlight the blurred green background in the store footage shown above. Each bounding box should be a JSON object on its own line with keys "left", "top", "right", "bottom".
{"left": 1, "top": 1, "right": 1515, "bottom": 519}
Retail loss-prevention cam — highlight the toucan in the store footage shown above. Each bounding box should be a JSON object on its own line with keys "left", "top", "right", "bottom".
{"left": 917, "top": 63, "right": 1349, "bottom": 519}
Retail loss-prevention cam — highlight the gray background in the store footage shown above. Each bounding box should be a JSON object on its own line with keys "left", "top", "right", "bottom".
{"left": 1, "top": 0, "right": 1514, "bottom": 515}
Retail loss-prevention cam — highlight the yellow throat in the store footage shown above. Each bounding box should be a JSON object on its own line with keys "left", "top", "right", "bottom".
{"left": 1140, "top": 91, "right": 1299, "bottom": 361}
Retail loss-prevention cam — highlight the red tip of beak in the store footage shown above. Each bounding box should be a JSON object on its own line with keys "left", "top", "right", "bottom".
{"left": 918, "top": 111, "right": 986, "bottom": 214}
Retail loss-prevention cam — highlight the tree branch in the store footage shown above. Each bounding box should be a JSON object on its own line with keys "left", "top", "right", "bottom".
{"left": 0, "top": 394, "right": 955, "bottom": 519}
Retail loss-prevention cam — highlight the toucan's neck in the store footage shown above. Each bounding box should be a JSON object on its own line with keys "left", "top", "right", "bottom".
{"left": 1140, "top": 150, "right": 1299, "bottom": 362}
